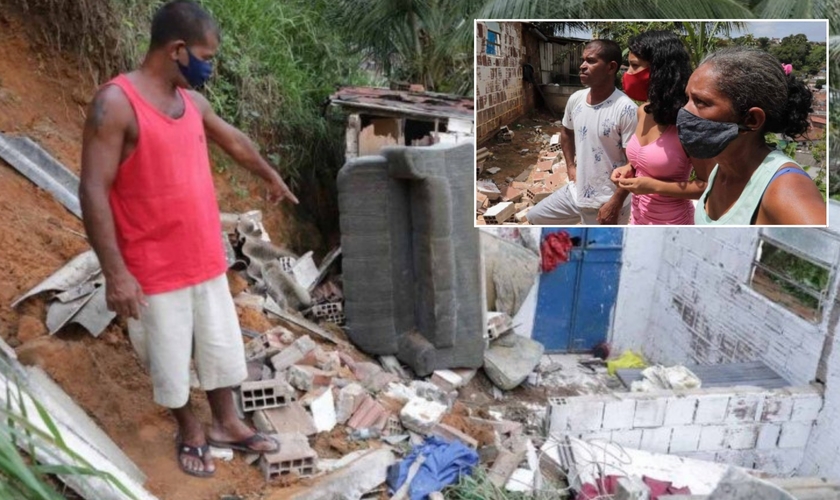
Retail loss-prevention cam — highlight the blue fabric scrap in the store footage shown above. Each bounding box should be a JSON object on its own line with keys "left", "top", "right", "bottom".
{"left": 386, "top": 436, "right": 479, "bottom": 500}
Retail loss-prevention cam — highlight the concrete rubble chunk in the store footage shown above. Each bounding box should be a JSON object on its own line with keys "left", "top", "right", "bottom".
{"left": 253, "top": 404, "right": 318, "bottom": 436}
{"left": 709, "top": 467, "right": 796, "bottom": 500}
{"left": 286, "top": 448, "right": 396, "bottom": 500}
{"left": 336, "top": 383, "right": 367, "bottom": 424}
{"left": 292, "top": 251, "right": 320, "bottom": 290}
{"left": 245, "top": 332, "right": 286, "bottom": 362}
{"left": 288, "top": 365, "right": 334, "bottom": 392}
{"left": 310, "top": 387, "right": 337, "bottom": 433}
{"left": 259, "top": 433, "right": 318, "bottom": 481}
{"left": 410, "top": 380, "right": 455, "bottom": 408}
{"left": 488, "top": 439, "right": 527, "bottom": 488}
{"left": 431, "top": 368, "right": 476, "bottom": 392}
{"left": 270, "top": 335, "right": 317, "bottom": 372}
{"left": 400, "top": 397, "right": 447, "bottom": 434}
{"left": 616, "top": 476, "right": 651, "bottom": 500}
{"left": 430, "top": 423, "right": 478, "bottom": 448}
{"left": 483, "top": 333, "right": 545, "bottom": 390}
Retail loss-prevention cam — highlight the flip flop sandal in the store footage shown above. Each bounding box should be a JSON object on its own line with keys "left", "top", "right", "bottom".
{"left": 176, "top": 440, "right": 215, "bottom": 478}
{"left": 207, "top": 432, "right": 280, "bottom": 454}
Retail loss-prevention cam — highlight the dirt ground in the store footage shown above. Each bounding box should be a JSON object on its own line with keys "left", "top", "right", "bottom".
{"left": 0, "top": 7, "right": 324, "bottom": 499}
{"left": 477, "top": 110, "right": 564, "bottom": 186}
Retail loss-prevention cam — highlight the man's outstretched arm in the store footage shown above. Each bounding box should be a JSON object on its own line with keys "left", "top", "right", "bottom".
{"left": 79, "top": 86, "right": 147, "bottom": 318}
{"left": 189, "top": 90, "right": 298, "bottom": 205}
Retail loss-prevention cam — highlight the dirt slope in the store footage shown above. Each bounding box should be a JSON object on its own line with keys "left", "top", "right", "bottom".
{"left": 0, "top": 7, "right": 322, "bottom": 499}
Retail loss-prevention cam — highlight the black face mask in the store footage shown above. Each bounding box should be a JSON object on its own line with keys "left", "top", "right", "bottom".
{"left": 676, "top": 108, "right": 752, "bottom": 159}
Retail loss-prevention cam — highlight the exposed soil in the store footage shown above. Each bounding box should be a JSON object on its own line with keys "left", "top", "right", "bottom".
{"left": 0, "top": 7, "right": 329, "bottom": 499}
{"left": 477, "top": 110, "right": 564, "bottom": 187}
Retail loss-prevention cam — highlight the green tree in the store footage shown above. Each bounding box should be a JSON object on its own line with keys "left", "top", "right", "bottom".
{"left": 770, "top": 33, "right": 812, "bottom": 68}
{"left": 757, "top": 36, "right": 771, "bottom": 50}
{"left": 806, "top": 44, "right": 827, "bottom": 74}
{"left": 329, "top": 0, "right": 480, "bottom": 95}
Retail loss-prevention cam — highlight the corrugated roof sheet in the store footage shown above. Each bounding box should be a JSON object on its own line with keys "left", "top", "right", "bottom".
{"left": 329, "top": 86, "right": 474, "bottom": 121}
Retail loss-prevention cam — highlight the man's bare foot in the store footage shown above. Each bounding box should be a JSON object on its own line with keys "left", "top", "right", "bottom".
{"left": 207, "top": 419, "right": 279, "bottom": 453}
{"left": 177, "top": 428, "right": 215, "bottom": 477}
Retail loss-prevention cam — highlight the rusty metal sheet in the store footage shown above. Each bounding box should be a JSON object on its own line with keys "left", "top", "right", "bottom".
{"left": 329, "top": 86, "right": 474, "bottom": 121}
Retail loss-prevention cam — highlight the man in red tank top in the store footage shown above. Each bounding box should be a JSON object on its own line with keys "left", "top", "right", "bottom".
{"left": 80, "top": 0, "right": 297, "bottom": 477}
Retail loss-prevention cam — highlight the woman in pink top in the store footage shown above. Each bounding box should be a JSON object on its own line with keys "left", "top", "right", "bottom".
{"left": 611, "top": 31, "right": 710, "bottom": 225}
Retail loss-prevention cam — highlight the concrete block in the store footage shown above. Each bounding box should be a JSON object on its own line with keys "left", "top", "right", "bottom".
{"left": 778, "top": 422, "right": 812, "bottom": 449}
{"left": 725, "top": 393, "right": 764, "bottom": 423}
{"left": 567, "top": 398, "right": 606, "bottom": 432}
{"left": 694, "top": 394, "right": 730, "bottom": 424}
{"left": 410, "top": 380, "right": 453, "bottom": 407}
{"left": 547, "top": 399, "right": 571, "bottom": 434}
{"left": 486, "top": 312, "right": 514, "bottom": 339}
{"left": 641, "top": 427, "right": 673, "bottom": 453}
{"left": 484, "top": 202, "right": 516, "bottom": 225}
{"left": 698, "top": 425, "right": 727, "bottom": 451}
{"left": 610, "top": 429, "right": 643, "bottom": 450}
{"left": 336, "top": 383, "right": 367, "bottom": 424}
{"left": 664, "top": 396, "right": 698, "bottom": 426}
{"left": 400, "top": 397, "right": 447, "bottom": 434}
{"left": 669, "top": 426, "right": 702, "bottom": 453}
{"left": 310, "top": 387, "right": 337, "bottom": 433}
{"left": 616, "top": 476, "right": 651, "bottom": 500}
{"left": 724, "top": 424, "right": 760, "bottom": 450}
{"left": 633, "top": 397, "right": 667, "bottom": 428}
{"left": 753, "top": 449, "right": 805, "bottom": 476}
{"left": 790, "top": 392, "right": 823, "bottom": 422}
{"left": 430, "top": 369, "right": 474, "bottom": 392}
{"left": 757, "top": 423, "right": 782, "bottom": 449}
{"left": 259, "top": 433, "right": 317, "bottom": 481}
{"left": 602, "top": 397, "right": 636, "bottom": 430}
{"left": 761, "top": 393, "right": 794, "bottom": 422}
{"left": 288, "top": 365, "right": 334, "bottom": 392}
{"left": 239, "top": 378, "right": 296, "bottom": 412}
{"left": 270, "top": 335, "right": 317, "bottom": 372}
{"left": 252, "top": 404, "right": 318, "bottom": 436}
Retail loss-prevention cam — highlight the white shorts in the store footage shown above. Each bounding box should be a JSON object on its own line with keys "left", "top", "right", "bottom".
{"left": 127, "top": 273, "right": 247, "bottom": 408}
{"left": 526, "top": 182, "right": 631, "bottom": 226}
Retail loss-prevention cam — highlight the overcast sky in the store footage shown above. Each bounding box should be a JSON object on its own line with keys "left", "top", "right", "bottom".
{"left": 560, "top": 21, "right": 827, "bottom": 42}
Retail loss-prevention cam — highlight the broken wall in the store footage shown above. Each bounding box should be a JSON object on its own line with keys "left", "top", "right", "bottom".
{"left": 475, "top": 22, "right": 537, "bottom": 144}
{"left": 800, "top": 202, "right": 840, "bottom": 480}
{"left": 547, "top": 385, "right": 823, "bottom": 475}
{"left": 612, "top": 227, "right": 832, "bottom": 387}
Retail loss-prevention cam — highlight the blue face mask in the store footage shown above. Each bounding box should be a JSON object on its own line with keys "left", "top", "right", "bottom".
{"left": 177, "top": 47, "right": 213, "bottom": 89}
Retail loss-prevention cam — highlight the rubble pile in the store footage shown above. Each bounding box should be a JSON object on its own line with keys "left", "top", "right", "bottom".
{"left": 476, "top": 131, "right": 569, "bottom": 226}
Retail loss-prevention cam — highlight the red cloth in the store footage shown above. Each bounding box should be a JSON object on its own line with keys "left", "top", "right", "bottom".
{"left": 576, "top": 474, "right": 691, "bottom": 500}
{"left": 540, "top": 231, "right": 573, "bottom": 273}
{"left": 105, "top": 75, "right": 227, "bottom": 294}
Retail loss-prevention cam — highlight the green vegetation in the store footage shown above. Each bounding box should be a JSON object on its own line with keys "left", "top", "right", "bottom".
{"left": 443, "top": 467, "right": 570, "bottom": 500}
{"left": 757, "top": 242, "right": 830, "bottom": 317}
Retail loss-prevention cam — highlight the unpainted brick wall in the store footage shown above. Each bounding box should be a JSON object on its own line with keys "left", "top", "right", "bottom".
{"left": 475, "top": 22, "right": 537, "bottom": 143}
{"left": 547, "top": 385, "right": 823, "bottom": 475}
{"left": 613, "top": 227, "right": 831, "bottom": 387}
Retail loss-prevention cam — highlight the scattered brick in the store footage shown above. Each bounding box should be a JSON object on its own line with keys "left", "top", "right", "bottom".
{"left": 259, "top": 433, "right": 317, "bottom": 481}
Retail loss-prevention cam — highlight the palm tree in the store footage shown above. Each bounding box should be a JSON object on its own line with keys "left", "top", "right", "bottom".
{"left": 329, "top": 0, "right": 481, "bottom": 95}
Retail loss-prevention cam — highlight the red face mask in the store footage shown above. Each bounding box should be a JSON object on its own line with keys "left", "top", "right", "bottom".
{"left": 622, "top": 67, "right": 650, "bottom": 102}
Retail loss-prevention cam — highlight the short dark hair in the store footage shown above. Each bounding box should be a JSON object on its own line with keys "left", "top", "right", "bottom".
{"left": 700, "top": 47, "right": 813, "bottom": 137}
{"left": 586, "top": 39, "right": 622, "bottom": 74}
{"left": 150, "top": 0, "right": 220, "bottom": 50}
{"left": 628, "top": 30, "right": 692, "bottom": 125}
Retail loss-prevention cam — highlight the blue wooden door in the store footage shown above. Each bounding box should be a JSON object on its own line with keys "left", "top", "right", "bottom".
{"left": 532, "top": 228, "right": 623, "bottom": 353}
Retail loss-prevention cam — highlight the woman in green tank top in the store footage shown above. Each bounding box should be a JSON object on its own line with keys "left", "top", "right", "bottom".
{"left": 676, "top": 47, "right": 826, "bottom": 225}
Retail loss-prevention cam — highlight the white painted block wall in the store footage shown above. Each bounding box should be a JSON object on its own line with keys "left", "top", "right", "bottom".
{"left": 547, "top": 385, "right": 823, "bottom": 475}
{"left": 613, "top": 227, "right": 828, "bottom": 387}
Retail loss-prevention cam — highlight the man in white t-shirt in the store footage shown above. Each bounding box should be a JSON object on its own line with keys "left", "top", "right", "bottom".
{"left": 528, "top": 39, "right": 637, "bottom": 225}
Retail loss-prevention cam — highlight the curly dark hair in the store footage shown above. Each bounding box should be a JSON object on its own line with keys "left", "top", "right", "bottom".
{"left": 700, "top": 47, "right": 813, "bottom": 137}
{"left": 627, "top": 30, "right": 692, "bottom": 125}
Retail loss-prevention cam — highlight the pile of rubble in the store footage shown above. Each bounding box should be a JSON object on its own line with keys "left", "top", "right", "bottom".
{"left": 476, "top": 132, "right": 569, "bottom": 226}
